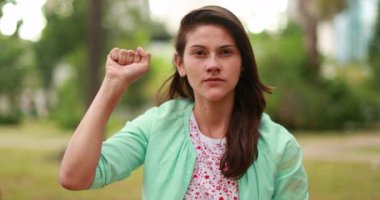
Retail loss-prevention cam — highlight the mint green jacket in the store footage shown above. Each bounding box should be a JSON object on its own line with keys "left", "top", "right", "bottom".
{"left": 90, "top": 99, "right": 308, "bottom": 200}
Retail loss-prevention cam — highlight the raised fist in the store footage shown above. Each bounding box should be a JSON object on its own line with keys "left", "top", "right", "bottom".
{"left": 105, "top": 47, "right": 151, "bottom": 87}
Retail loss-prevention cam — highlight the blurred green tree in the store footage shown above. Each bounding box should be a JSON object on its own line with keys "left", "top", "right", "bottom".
{"left": 0, "top": 37, "right": 23, "bottom": 123}
{"left": 34, "top": 0, "right": 160, "bottom": 128}
{"left": 34, "top": 0, "right": 87, "bottom": 89}
{"left": 297, "top": 0, "right": 346, "bottom": 81}
{"left": 369, "top": 0, "right": 380, "bottom": 88}
{"left": 254, "top": 22, "right": 370, "bottom": 130}
{"left": 0, "top": 1, "right": 44, "bottom": 123}
{"left": 0, "top": 30, "right": 25, "bottom": 123}
{"left": 0, "top": 1, "right": 25, "bottom": 123}
{"left": 32, "top": 0, "right": 88, "bottom": 128}
{"left": 365, "top": 0, "right": 380, "bottom": 124}
{"left": 86, "top": 0, "right": 103, "bottom": 107}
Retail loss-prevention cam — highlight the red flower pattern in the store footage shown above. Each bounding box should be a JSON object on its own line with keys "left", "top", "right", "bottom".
{"left": 185, "top": 114, "right": 239, "bottom": 200}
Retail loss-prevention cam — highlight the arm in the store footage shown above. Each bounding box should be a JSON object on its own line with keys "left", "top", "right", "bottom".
{"left": 272, "top": 137, "right": 309, "bottom": 200}
{"left": 59, "top": 47, "right": 150, "bottom": 190}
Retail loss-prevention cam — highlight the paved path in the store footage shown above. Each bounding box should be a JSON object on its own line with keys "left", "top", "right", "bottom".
{"left": 1, "top": 130, "right": 380, "bottom": 165}
{"left": 0, "top": 133, "right": 69, "bottom": 151}
{"left": 297, "top": 132, "right": 380, "bottom": 167}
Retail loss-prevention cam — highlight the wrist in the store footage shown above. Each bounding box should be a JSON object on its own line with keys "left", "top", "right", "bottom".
{"left": 97, "top": 78, "right": 129, "bottom": 103}
{"left": 102, "top": 77, "right": 129, "bottom": 93}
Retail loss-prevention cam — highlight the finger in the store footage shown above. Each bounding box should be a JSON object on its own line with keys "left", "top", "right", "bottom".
{"left": 126, "top": 50, "right": 135, "bottom": 65}
{"left": 110, "top": 48, "right": 120, "bottom": 62}
{"left": 137, "top": 47, "right": 151, "bottom": 63}
{"left": 136, "top": 47, "right": 144, "bottom": 57}
{"left": 133, "top": 52, "right": 141, "bottom": 63}
{"left": 118, "top": 49, "right": 128, "bottom": 65}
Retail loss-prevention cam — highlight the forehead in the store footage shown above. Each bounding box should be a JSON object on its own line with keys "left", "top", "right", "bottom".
{"left": 185, "top": 24, "right": 236, "bottom": 46}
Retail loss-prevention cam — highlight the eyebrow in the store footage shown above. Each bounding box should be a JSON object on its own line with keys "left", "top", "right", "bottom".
{"left": 189, "top": 44, "right": 236, "bottom": 49}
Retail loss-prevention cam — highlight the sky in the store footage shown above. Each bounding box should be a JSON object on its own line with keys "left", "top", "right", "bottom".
{"left": 0, "top": 0, "right": 289, "bottom": 41}
{"left": 149, "top": 0, "right": 289, "bottom": 34}
{"left": 0, "top": 0, "right": 46, "bottom": 41}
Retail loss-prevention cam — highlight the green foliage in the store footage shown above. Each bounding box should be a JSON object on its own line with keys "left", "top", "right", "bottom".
{"left": 33, "top": 0, "right": 87, "bottom": 88}
{"left": 51, "top": 46, "right": 86, "bottom": 129}
{"left": 319, "top": 78, "right": 365, "bottom": 129}
{"left": 120, "top": 73, "right": 152, "bottom": 109}
{"left": 103, "top": 0, "right": 152, "bottom": 52}
{"left": 369, "top": 0, "right": 380, "bottom": 88}
{"left": 146, "top": 53, "right": 174, "bottom": 100}
{"left": 0, "top": 36, "right": 24, "bottom": 94}
{"left": 32, "top": 0, "right": 93, "bottom": 128}
{"left": 317, "top": 0, "right": 347, "bottom": 21}
{"left": 119, "top": 53, "right": 173, "bottom": 110}
{"left": 32, "top": 0, "right": 159, "bottom": 128}
{"left": 254, "top": 23, "right": 309, "bottom": 87}
{"left": 100, "top": 1, "right": 172, "bottom": 110}
{"left": 363, "top": 0, "right": 380, "bottom": 125}
{"left": 253, "top": 22, "right": 377, "bottom": 130}
{"left": 52, "top": 79, "right": 85, "bottom": 129}
{"left": 0, "top": 35, "right": 26, "bottom": 124}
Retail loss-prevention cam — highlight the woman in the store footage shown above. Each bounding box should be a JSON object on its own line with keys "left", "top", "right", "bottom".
{"left": 59, "top": 5, "right": 308, "bottom": 200}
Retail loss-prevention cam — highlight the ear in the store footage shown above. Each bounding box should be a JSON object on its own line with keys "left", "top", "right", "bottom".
{"left": 174, "top": 53, "right": 186, "bottom": 77}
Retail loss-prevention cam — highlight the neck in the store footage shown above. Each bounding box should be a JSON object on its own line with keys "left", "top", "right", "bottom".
{"left": 193, "top": 97, "right": 234, "bottom": 139}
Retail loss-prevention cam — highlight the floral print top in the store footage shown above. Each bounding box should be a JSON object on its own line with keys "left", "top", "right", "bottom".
{"left": 185, "top": 113, "right": 239, "bottom": 200}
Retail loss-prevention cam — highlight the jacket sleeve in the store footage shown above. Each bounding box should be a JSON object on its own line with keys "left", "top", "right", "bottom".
{"left": 89, "top": 107, "right": 156, "bottom": 189}
{"left": 272, "top": 136, "right": 309, "bottom": 200}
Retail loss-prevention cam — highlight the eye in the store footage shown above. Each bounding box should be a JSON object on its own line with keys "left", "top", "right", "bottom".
{"left": 221, "top": 49, "right": 231, "bottom": 55}
{"left": 192, "top": 49, "right": 207, "bottom": 57}
{"left": 220, "top": 49, "right": 232, "bottom": 56}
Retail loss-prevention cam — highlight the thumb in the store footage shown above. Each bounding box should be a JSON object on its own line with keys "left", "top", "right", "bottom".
{"left": 136, "top": 47, "right": 151, "bottom": 64}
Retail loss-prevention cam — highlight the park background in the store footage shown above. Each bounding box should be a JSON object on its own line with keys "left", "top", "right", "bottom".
{"left": 0, "top": 0, "right": 380, "bottom": 199}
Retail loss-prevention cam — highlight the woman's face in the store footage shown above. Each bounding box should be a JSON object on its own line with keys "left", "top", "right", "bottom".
{"left": 175, "top": 24, "right": 242, "bottom": 103}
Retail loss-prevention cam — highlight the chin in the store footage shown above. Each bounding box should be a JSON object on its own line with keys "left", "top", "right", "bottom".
{"left": 195, "top": 88, "right": 235, "bottom": 103}
{"left": 205, "top": 96, "right": 225, "bottom": 102}
{"left": 203, "top": 92, "right": 232, "bottom": 102}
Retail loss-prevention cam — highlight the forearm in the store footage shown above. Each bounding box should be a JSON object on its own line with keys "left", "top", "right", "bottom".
{"left": 59, "top": 46, "right": 150, "bottom": 190}
{"left": 59, "top": 78, "right": 127, "bottom": 190}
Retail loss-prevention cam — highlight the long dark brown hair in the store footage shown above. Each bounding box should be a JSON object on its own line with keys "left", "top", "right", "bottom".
{"left": 156, "top": 5, "right": 272, "bottom": 179}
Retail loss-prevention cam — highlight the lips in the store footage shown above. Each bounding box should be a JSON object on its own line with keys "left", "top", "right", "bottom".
{"left": 204, "top": 77, "right": 224, "bottom": 82}
{"left": 203, "top": 77, "right": 225, "bottom": 84}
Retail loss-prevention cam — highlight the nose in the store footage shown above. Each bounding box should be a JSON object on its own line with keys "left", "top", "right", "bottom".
{"left": 205, "top": 55, "right": 221, "bottom": 73}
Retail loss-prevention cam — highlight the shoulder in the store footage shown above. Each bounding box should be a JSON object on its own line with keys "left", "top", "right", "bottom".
{"left": 258, "top": 113, "right": 301, "bottom": 161}
{"left": 140, "top": 99, "right": 194, "bottom": 121}
{"left": 154, "top": 99, "right": 194, "bottom": 116}
{"left": 130, "top": 98, "right": 194, "bottom": 126}
{"left": 259, "top": 113, "right": 298, "bottom": 144}
{"left": 244, "top": 114, "right": 308, "bottom": 199}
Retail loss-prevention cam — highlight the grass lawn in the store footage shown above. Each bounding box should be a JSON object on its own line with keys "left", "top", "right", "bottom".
{"left": 305, "top": 160, "right": 380, "bottom": 200}
{"left": 0, "top": 147, "right": 143, "bottom": 200}
{"left": 1, "top": 121, "right": 380, "bottom": 199}
{"left": 0, "top": 120, "right": 143, "bottom": 200}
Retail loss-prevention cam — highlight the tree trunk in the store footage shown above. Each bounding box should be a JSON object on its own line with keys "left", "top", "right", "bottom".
{"left": 86, "top": 0, "right": 103, "bottom": 107}
{"left": 298, "top": 0, "right": 320, "bottom": 81}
